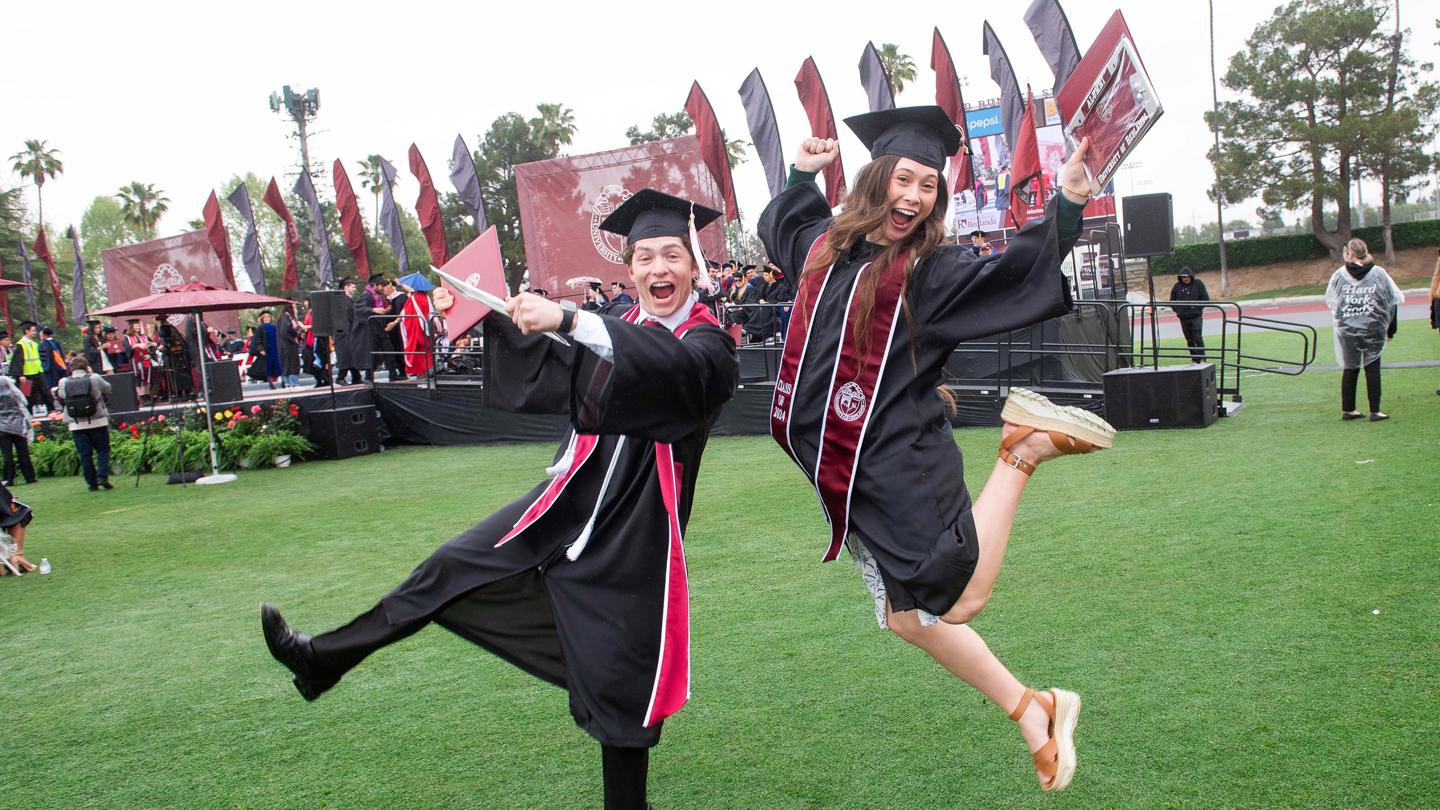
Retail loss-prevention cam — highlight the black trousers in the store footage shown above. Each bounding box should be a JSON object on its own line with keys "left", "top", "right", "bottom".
{"left": 0, "top": 431, "right": 35, "bottom": 484}
{"left": 1179, "top": 317, "right": 1206, "bottom": 363}
{"left": 1341, "top": 358, "right": 1382, "bottom": 413}
{"left": 308, "top": 604, "right": 649, "bottom": 810}
{"left": 23, "top": 374, "right": 52, "bottom": 411}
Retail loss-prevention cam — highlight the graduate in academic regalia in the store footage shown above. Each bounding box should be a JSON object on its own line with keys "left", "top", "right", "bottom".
{"left": 759, "top": 107, "right": 1117, "bottom": 793}
{"left": 261, "top": 189, "right": 738, "bottom": 810}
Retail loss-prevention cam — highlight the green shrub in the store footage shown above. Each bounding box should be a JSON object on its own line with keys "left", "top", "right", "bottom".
{"left": 246, "top": 432, "right": 315, "bottom": 468}
{"left": 31, "top": 436, "right": 80, "bottom": 477}
{"left": 1151, "top": 218, "right": 1440, "bottom": 275}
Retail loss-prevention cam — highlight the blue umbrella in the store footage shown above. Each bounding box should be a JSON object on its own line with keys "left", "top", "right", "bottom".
{"left": 396, "top": 271, "right": 435, "bottom": 292}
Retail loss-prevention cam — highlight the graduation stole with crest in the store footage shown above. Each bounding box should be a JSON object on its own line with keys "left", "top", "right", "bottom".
{"left": 771, "top": 232, "right": 909, "bottom": 562}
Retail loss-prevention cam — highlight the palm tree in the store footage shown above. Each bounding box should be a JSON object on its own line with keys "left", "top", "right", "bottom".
{"left": 723, "top": 131, "right": 750, "bottom": 169}
{"left": 9, "top": 139, "right": 64, "bottom": 226}
{"left": 877, "top": 43, "right": 918, "bottom": 99}
{"left": 115, "top": 181, "right": 170, "bottom": 237}
{"left": 530, "top": 103, "right": 578, "bottom": 155}
{"left": 357, "top": 155, "right": 385, "bottom": 236}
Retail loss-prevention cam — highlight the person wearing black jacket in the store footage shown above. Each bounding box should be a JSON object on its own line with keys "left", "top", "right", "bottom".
{"left": 1169, "top": 267, "right": 1210, "bottom": 362}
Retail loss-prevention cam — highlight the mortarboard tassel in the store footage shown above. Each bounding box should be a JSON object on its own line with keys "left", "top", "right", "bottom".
{"left": 689, "top": 204, "right": 718, "bottom": 295}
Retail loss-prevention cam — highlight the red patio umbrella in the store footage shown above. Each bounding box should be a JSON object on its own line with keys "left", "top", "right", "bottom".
{"left": 92, "top": 280, "right": 299, "bottom": 485}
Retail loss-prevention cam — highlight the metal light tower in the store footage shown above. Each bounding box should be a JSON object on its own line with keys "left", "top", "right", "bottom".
{"left": 269, "top": 85, "right": 321, "bottom": 177}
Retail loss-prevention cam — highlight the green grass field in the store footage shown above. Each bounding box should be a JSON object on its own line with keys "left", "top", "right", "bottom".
{"left": 5, "top": 327, "right": 1438, "bottom": 809}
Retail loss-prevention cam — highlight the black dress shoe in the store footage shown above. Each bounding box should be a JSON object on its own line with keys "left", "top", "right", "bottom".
{"left": 260, "top": 603, "right": 339, "bottom": 701}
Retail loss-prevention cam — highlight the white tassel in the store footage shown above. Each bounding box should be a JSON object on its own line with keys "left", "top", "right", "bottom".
{"left": 690, "top": 204, "right": 718, "bottom": 295}
{"left": 566, "top": 437, "right": 626, "bottom": 561}
{"left": 545, "top": 432, "right": 577, "bottom": 477}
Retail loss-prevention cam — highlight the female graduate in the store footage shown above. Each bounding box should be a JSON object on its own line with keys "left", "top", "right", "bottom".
{"left": 261, "top": 189, "right": 737, "bottom": 810}
{"left": 758, "top": 107, "right": 1116, "bottom": 793}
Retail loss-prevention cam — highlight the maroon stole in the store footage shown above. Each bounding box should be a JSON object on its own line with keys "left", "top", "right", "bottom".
{"left": 497, "top": 299, "right": 719, "bottom": 728}
{"left": 771, "top": 234, "right": 909, "bottom": 561}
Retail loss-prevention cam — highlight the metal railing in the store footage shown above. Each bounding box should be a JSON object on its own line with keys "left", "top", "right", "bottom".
{"left": 1122, "top": 300, "right": 1317, "bottom": 403}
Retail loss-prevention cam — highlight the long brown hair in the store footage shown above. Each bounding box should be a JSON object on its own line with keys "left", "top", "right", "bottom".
{"left": 801, "top": 155, "right": 948, "bottom": 358}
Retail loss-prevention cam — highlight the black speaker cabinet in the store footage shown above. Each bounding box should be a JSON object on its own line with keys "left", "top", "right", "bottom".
{"left": 308, "top": 290, "right": 350, "bottom": 336}
{"left": 101, "top": 371, "right": 138, "bottom": 413}
{"left": 204, "top": 360, "right": 244, "bottom": 404}
{"left": 1122, "top": 193, "right": 1174, "bottom": 258}
{"left": 307, "top": 406, "right": 378, "bottom": 460}
{"left": 1103, "top": 364, "right": 1217, "bottom": 429}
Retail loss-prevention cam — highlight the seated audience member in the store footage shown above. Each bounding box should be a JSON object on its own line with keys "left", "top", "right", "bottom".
{"left": 0, "top": 481, "right": 36, "bottom": 575}
{"left": 0, "top": 376, "right": 35, "bottom": 487}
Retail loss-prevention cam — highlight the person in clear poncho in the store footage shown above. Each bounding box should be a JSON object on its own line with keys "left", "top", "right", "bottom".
{"left": 1324, "top": 238, "right": 1404, "bottom": 420}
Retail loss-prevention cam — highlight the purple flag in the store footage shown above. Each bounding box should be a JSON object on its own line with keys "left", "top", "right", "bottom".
{"left": 738, "top": 69, "right": 786, "bottom": 198}
{"left": 378, "top": 156, "right": 409, "bottom": 273}
{"left": 226, "top": 183, "right": 266, "bottom": 294}
{"left": 449, "top": 135, "right": 489, "bottom": 234}
{"left": 292, "top": 171, "right": 335, "bottom": 286}
{"left": 66, "top": 226, "right": 87, "bottom": 325}
{"left": 14, "top": 239, "right": 39, "bottom": 324}
{"left": 983, "top": 21, "right": 1026, "bottom": 151}
{"left": 858, "top": 41, "right": 896, "bottom": 112}
{"left": 1024, "top": 0, "right": 1083, "bottom": 94}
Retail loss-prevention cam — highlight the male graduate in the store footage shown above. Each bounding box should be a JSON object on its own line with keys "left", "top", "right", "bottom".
{"left": 261, "top": 189, "right": 738, "bottom": 810}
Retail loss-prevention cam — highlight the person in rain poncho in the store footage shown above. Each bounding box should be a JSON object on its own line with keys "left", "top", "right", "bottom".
{"left": 1324, "top": 238, "right": 1404, "bottom": 421}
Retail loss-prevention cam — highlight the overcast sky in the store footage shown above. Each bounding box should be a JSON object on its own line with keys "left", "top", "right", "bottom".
{"left": 5, "top": 0, "right": 1437, "bottom": 239}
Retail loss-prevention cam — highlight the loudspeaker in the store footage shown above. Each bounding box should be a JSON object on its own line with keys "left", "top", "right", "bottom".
{"left": 1102, "top": 364, "right": 1217, "bottom": 429}
{"left": 101, "top": 371, "right": 138, "bottom": 413}
{"left": 308, "top": 290, "right": 350, "bottom": 336}
{"left": 307, "top": 406, "right": 378, "bottom": 460}
{"left": 1121, "top": 193, "right": 1174, "bottom": 258}
{"left": 204, "top": 360, "right": 244, "bottom": 404}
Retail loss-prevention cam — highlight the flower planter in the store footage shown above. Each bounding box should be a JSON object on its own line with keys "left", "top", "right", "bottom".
{"left": 274, "top": 454, "right": 292, "bottom": 468}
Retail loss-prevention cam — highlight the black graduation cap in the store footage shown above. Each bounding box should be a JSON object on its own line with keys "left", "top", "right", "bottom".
{"left": 598, "top": 188, "right": 722, "bottom": 245}
{"left": 85, "top": 318, "right": 101, "bottom": 326}
{"left": 126, "top": 319, "right": 142, "bottom": 325}
{"left": 20, "top": 320, "right": 37, "bottom": 330}
{"left": 843, "top": 105, "right": 962, "bottom": 172}
{"left": 102, "top": 325, "right": 116, "bottom": 333}
{"left": 0, "top": 331, "right": 9, "bottom": 340}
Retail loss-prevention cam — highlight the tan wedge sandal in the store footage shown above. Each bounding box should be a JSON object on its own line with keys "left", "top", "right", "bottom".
{"left": 1009, "top": 687, "right": 1082, "bottom": 792}
{"left": 998, "top": 388, "right": 1115, "bottom": 476}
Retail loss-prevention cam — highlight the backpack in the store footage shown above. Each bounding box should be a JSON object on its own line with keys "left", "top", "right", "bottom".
{"left": 62, "top": 376, "right": 99, "bottom": 420}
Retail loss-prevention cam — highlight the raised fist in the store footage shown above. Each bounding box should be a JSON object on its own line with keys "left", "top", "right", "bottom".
{"left": 795, "top": 138, "right": 839, "bottom": 173}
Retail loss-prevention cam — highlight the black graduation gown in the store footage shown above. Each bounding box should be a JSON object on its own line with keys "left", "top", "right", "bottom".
{"left": 278, "top": 313, "right": 302, "bottom": 376}
{"left": 335, "top": 293, "right": 372, "bottom": 371}
{"left": 758, "top": 178, "right": 1080, "bottom": 616}
{"left": 378, "top": 299, "right": 737, "bottom": 747}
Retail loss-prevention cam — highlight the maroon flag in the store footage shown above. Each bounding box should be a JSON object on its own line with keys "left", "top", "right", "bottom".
{"left": 1008, "top": 88, "right": 1044, "bottom": 229}
{"left": 333, "top": 159, "right": 372, "bottom": 280}
{"left": 683, "top": 82, "right": 740, "bottom": 221}
{"left": 794, "top": 57, "right": 846, "bottom": 207}
{"left": 32, "top": 226, "right": 66, "bottom": 324}
{"left": 931, "top": 27, "right": 976, "bottom": 197}
{"left": 0, "top": 256, "right": 12, "bottom": 335}
{"left": 407, "top": 143, "right": 450, "bottom": 266}
{"left": 261, "top": 178, "right": 301, "bottom": 291}
{"left": 202, "top": 191, "right": 236, "bottom": 289}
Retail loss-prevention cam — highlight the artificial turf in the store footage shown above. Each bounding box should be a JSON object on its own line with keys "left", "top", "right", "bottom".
{"left": 4, "top": 326, "right": 1437, "bottom": 808}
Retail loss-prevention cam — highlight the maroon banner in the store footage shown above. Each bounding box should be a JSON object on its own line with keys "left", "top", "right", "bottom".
{"left": 408, "top": 143, "right": 450, "bottom": 266}
{"left": 99, "top": 230, "right": 239, "bottom": 331}
{"left": 0, "top": 256, "right": 12, "bottom": 335}
{"left": 794, "top": 57, "right": 846, "bottom": 207}
{"left": 261, "top": 178, "right": 300, "bottom": 291}
{"left": 332, "top": 159, "right": 372, "bottom": 280}
{"left": 513, "top": 136, "right": 728, "bottom": 300}
{"left": 202, "top": 191, "right": 236, "bottom": 289}
{"left": 683, "top": 82, "right": 740, "bottom": 222}
{"left": 1008, "top": 89, "right": 1045, "bottom": 229}
{"left": 931, "top": 28, "right": 976, "bottom": 197}
{"left": 32, "top": 226, "right": 67, "bottom": 325}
